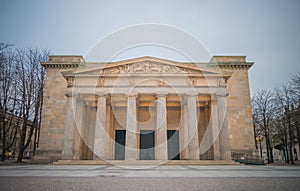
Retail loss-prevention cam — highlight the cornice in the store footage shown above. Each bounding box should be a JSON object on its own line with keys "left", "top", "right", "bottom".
{"left": 210, "top": 62, "right": 254, "bottom": 70}
{"left": 41, "top": 62, "right": 81, "bottom": 68}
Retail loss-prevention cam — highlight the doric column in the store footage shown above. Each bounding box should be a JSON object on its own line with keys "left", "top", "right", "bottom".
{"left": 125, "top": 92, "right": 138, "bottom": 160}
{"left": 181, "top": 98, "right": 189, "bottom": 159}
{"left": 199, "top": 104, "right": 207, "bottom": 159}
{"left": 217, "top": 95, "right": 231, "bottom": 160}
{"left": 82, "top": 105, "right": 90, "bottom": 159}
{"left": 108, "top": 101, "right": 115, "bottom": 160}
{"left": 88, "top": 106, "right": 96, "bottom": 159}
{"left": 199, "top": 103, "right": 214, "bottom": 160}
{"left": 93, "top": 93, "right": 107, "bottom": 160}
{"left": 211, "top": 96, "right": 220, "bottom": 160}
{"left": 187, "top": 93, "right": 200, "bottom": 160}
{"left": 79, "top": 102, "right": 86, "bottom": 159}
{"left": 155, "top": 93, "right": 168, "bottom": 160}
{"left": 62, "top": 93, "right": 77, "bottom": 159}
{"left": 105, "top": 101, "right": 112, "bottom": 160}
{"left": 73, "top": 98, "right": 84, "bottom": 159}
{"left": 204, "top": 105, "right": 213, "bottom": 159}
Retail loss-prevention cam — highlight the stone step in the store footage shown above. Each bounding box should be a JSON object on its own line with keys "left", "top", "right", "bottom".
{"left": 53, "top": 160, "right": 240, "bottom": 165}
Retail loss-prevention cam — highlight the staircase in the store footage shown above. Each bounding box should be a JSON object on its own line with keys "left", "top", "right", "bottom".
{"left": 53, "top": 160, "right": 240, "bottom": 165}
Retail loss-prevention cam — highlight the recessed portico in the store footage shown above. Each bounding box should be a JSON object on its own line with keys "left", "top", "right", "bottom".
{"left": 59, "top": 56, "right": 231, "bottom": 161}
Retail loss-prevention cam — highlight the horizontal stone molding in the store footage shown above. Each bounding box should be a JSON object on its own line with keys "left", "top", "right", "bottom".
{"left": 212, "top": 62, "right": 254, "bottom": 70}
{"left": 41, "top": 62, "right": 81, "bottom": 68}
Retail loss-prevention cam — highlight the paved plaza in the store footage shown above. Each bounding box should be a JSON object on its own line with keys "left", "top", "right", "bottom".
{"left": 1, "top": 164, "right": 300, "bottom": 177}
{"left": 0, "top": 165, "right": 300, "bottom": 191}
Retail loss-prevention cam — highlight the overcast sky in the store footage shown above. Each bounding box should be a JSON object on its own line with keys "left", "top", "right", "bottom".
{"left": 1, "top": 0, "right": 300, "bottom": 95}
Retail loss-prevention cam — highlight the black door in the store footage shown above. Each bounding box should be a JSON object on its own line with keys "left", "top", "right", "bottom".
{"left": 115, "top": 130, "right": 126, "bottom": 160}
{"left": 140, "top": 130, "right": 155, "bottom": 160}
{"left": 167, "top": 130, "right": 180, "bottom": 160}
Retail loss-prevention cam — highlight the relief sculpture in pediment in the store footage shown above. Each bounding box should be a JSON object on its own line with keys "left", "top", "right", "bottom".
{"left": 100, "top": 61, "right": 194, "bottom": 74}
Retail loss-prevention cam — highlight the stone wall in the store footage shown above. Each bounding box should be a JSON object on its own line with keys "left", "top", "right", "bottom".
{"left": 226, "top": 69, "right": 256, "bottom": 153}
{"left": 34, "top": 68, "right": 68, "bottom": 162}
{"left": 210, "top": 56, "right": 256, "bottom": 155}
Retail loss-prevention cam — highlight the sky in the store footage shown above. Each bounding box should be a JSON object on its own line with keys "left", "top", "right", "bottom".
{"left": 1, "top": 0, "right": 300, "bottom": 95}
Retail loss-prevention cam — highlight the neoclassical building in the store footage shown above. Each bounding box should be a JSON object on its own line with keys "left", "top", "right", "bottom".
{"left": 35, "top": 55, "right": 256, "bottom": 162}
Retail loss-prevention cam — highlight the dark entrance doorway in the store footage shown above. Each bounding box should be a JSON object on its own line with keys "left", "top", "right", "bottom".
{"left": 167, "top": 130, "right": 180, "bottom": 160}
{"left": 139, "top": 130, "right": 155, "bottom": 160}
{"left": 115, "top": 130, "right": 126, "bottom": 160}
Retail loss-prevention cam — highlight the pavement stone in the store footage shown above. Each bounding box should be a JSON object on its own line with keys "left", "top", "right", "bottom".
{"left": 0, "top": 165, "right": 300, "bottom": 191}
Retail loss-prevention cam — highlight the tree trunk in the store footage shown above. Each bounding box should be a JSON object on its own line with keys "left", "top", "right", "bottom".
{"left": 285, "top": 146, "right": 289, "bottom": 163}
{"left": 265, "top": 136, "right": 271, "bottom": 163}
{"left": 259, "top": 143, "right": 263, "bottom": 159}
{"left": 289, "top": 141, "right": 294, "bottom": 164}
{"left": 288, "top": 118, "right": 294, "bottom": 164}
{"left": 1, "top": 123, "right": 5, "bottom": 161}
{"left": 296, "top": 107, "right": 300, "bottom": 157}
{"left": 17, "top": 119, "right": 28, "bottom": 162}
{"left": 269, "top": 147, "right": 274, "bottom": 163}
{"left": 264, "top": 127, "right": 272, "bottom": 163}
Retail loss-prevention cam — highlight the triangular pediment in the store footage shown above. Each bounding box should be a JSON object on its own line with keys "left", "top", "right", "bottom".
{"left": 63, "top": 56, "right": 229, "bottom": 76}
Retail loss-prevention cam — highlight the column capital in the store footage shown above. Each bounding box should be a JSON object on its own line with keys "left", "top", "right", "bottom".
{"left": 109, "top": 93, "right": 121, "bottom": 99}
{"left": 180, "top": 100, "right": 187, "bottom": 106}
{"left": 64, "top": 92, "right": 78, "bottom": 98}
{"left": 178, "top": 94, "right": 186, "bottom": 99}
{"left": 178, "top": 94, "right": 187, "bottom": 105}
{"left": 186, "top": 93, "right": 198, "bottom": 98}
{"left": 156, "top": 93, "right": 168, "bottom": 98}
{"left": 211, "top": 93, "right": 227, "bottom": 101}
{"left": 210, "top": 94, "right": 219, "bottom": 101}
{"left": 216, "top": 93, "right": 228, "bottom": 97}
{"left": 126, "top": 92, "right": 138, "bottom": 97}
{"left": 95, "top": 92, "right": 108, "bottom": 97}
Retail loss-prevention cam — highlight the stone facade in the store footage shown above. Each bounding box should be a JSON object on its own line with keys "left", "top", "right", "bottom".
{"left": 34, "top": 55, "right": 256, "bottom": 162}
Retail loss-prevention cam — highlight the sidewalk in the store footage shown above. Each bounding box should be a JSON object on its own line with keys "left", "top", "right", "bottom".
{"left": 0, "top": 159, "right": 32, "bottom": 166}
{"left": 1, "top": 159, "right": 300, "bottom": 166}
{"left": 267, "top": 160, "right": 300, "bottom": 166}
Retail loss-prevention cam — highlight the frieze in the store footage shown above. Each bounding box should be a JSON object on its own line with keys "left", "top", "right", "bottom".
{"left": 129, "top": 78, "right": 135, "bottom": 86}
{"left": 100, "top": 61, "right": 196, "bottom": 74}
{"left": 67, "top": 77, "right": 74, "bottom": 87}
{"left": 97, "top": 77, "right": 105, "bottom": 87}
{"left": 157, "top": 79, "right": 166, "bottom": 86}
{"left": 188, "top": 77, "right": 197, "bottom": 86}
{"left": 217, "top": 78, "right": 226, "bottom": 87}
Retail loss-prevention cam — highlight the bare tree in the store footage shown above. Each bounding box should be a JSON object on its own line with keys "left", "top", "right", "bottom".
{"left": 252, "top": 89, "right": 275, "bottom": 163}
{"left": 274, "top": 84, "right": 296, "bottom": 164}
{"left": 290, "top": 74, "right": 300, "bottom": 153}
{"left": 0, "top": 43, "right": 48, "bottom": 162}
{"left": 14, "top": 48, "right": 48, "bottom": 162}
{"left": 0, "top": 43, "right": 20, "bottom": 161}
{"left": 290, "top": 74, "right": 300, "bottom": 100}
